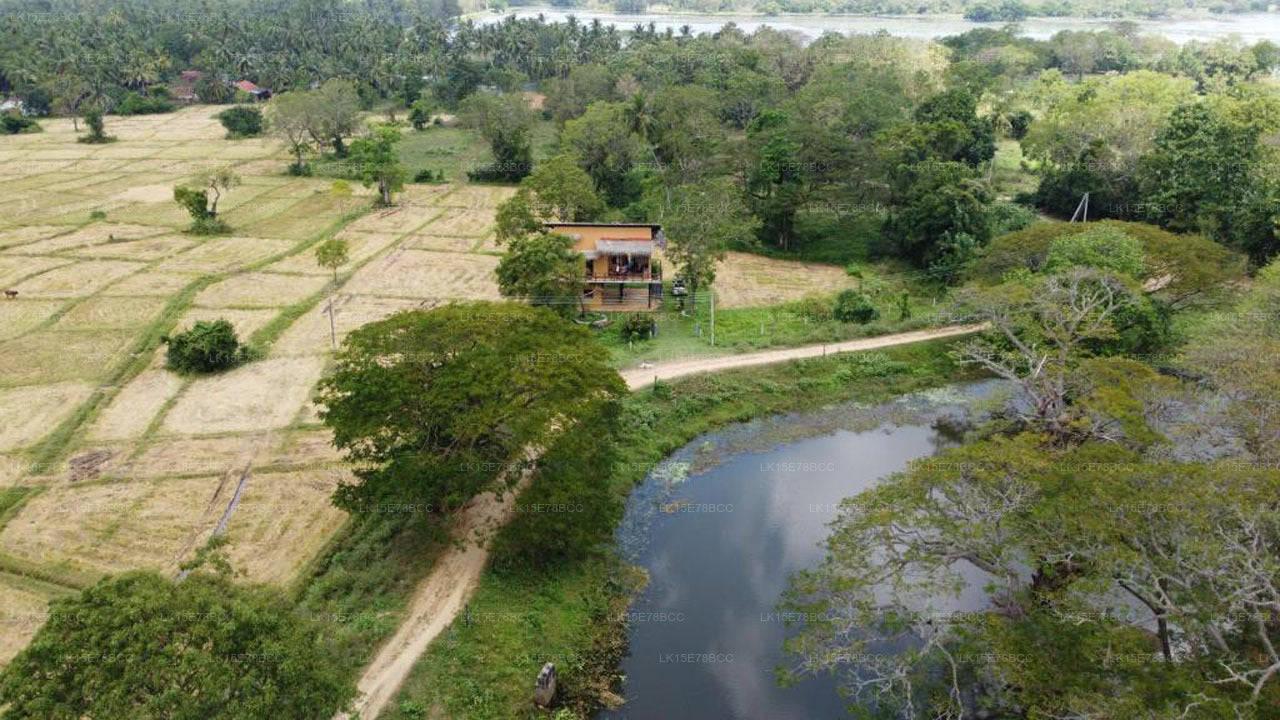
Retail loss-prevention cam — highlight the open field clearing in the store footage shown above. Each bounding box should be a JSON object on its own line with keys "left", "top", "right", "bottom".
{"left": 343, "top": 248, "right": 500, "bottom": 299}
{"left": 0, "top": 382, "right": 96, "bottom": 451}
{"left": 271, "top": 294, "right": 427, "bottom": 356}
{"left": 714, "top": 251, "right": 860, "bottom": 308}
{"left": 0, "top": 572, "right": 69, "bottom": 665}
{"left": 161, "top": 355, "right": 327, "bottom": 435}
{"left": 0, "top": 299, "right": 62, "bottom": 340}
{"left": 195, "top": 271, "right": 329, "bottom": 308}
{"left": 11, "top": 259, "right": 145, "bottom": 298}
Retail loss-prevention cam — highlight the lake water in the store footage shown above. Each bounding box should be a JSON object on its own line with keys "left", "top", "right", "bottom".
{"left": 598, "top": 382, "right": 1001, "bottom": 720}
{"left": 475, "top": 7, "right": 1280, "bottom": 44}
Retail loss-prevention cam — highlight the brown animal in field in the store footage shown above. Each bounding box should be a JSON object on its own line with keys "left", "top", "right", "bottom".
{"left": 3, "top": 290, "right": 16, "bottom": 299}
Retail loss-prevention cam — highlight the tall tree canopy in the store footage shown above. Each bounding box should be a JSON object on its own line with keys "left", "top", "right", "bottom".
{"left": 317, "top": 302, "right": 625, "bottom": 514}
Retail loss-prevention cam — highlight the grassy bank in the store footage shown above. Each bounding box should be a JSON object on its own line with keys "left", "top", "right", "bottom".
{"left": 378, "top": 337, "right": 984, "bottom": 719}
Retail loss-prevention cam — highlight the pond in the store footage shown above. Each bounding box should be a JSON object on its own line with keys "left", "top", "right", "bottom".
{"left": 475, "top": 7, "right": 1280, "bottom": 44}
{"left": 598, "top": 381, "right": 1004, "bottom": 719}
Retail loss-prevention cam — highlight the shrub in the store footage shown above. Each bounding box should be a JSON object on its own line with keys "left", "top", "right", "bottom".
{"left": 163, "top": 320, "right": 254, "bottom": 373}
{"left": 0, "top": 115, "right": 40, "bottom": 134}
{"left": 832, "top": 289, "right": 879, "bottom": 324}
{"left": 78, "top": 108, "right": 113, "bottom": 143}
{"left": 793, "top": 294, "right": 833, "bottom": 322}
{"left": 115, "top": 91, "right": 173, "bottom": 116}
{"left": 620, "top": 313, "right": 654, "bottom": 341}
{"left": 988, "top": 201, "right": 1038, "bottom": 237}
{"left": 217, "top": 106, "right": 264, "bottom": 137}
{"left": 288, "top": 161, "right": 313, "bottom": 176}
{"left": 1046, "top": 226, "right": 1144, "bottom": 279}
{"left": 89, "top": 209, "right": 106, "bottom": 220}
{"left": 412, "top": 168, "right": 443, "bottom": 183}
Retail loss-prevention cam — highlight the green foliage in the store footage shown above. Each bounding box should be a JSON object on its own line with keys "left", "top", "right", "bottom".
{"left": 561, "top": 100, "right": 646, "bottom": 207}
{"left": 77, "top": 107, "right": 112, "bottom": 143}
{"left": 460, "top": 93, "right": 536, "bottom": 182}
{"left": 349, "top": 126, "right": 407, "bottom": 205}
{"left": 987, "top": 200, "right": 1038, "bottom": 237}
{"left": 0, "top": 570, "right": 354, "bottom": 719}
{"left": 832, "top": 289, "right": 879, "bottom": 324}
{"left": 314, "top": 236, "right": 349, "bottom": 280}
{"left": 172, "top": 185, "right": 209, "bottom": 222}
{"left": 0, "top": 115, "right": 40, "bottom": 134}
{"left": 885, "top": 160, "right": 992, "bottom": 273}
{"left": 495, "top": 231, "right": 584, "bottom": 317}
{"left": 664, "top": 178, "right": 760, "bottom": 304}
{"left": 619, "top": 312, "right": 654, "bottom": 341}
{"left": 1046, "top": 226, "right": 1145, "bottom": 278}
{"left": 218, "top": 106, "right": 264, "bottom": 137}
{"left": 316, "top": 302, "right": 625, "bottom": 514}
{"left": 163, "top": 319, "right": 253, "bottom": 373}
{"left": 114, "top": 90, "right": 173, "bottom": 115}
{"left": 408, "top": 97, "right": 437, "bottom": 130}
{"left": 411, "top": 168, "right": 443, "bottom": 183}
{"left": 1137, "top": 98, "right": 1280, "bottom": 264}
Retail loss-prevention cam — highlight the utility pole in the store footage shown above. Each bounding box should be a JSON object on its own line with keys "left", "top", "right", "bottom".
{"left": 709, "top": 291, "right": 715, "bottom": 346}
{"left": 327, "top": 296, "right": 336, "bottom": 349}
{"left": 1070, "top": 192, "right": 1090, "bottom": 223}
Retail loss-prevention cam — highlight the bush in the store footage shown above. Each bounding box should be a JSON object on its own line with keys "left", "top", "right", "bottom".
{"left": 0, "top": 115, "right": 40, "bottom": 134}
{"left": 620, "top": 313, "right": 654, "bottom": 341}
{"left": 832, "top": 289, "right": 879, "bottom": 324}
{"left": 288, "top": 161, "right": 313, "bottom": 176}
{"left": 164, "top": 320, "right": 254, "bottom": 373}
{"left": 412, "top": 168, "right": 444, "bottom": 183}
{"left": 115, "top": 91, "right": 173, "bottom": 116}
{"left": 78, "top": 108, "right": 113, "bottom": 143}
{"left": 1046, "top": 226, "right": 1144, "bottom": 279}
{"left": 988, "top": 201, "right": 1038, "bottom": 237}
{"left": 217, "top": 106, "right": 264, "bottom": 137}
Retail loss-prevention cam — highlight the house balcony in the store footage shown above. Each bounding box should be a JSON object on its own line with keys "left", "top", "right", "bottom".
{"left": 583, "top": 285, "right": 662, "bottom": 311}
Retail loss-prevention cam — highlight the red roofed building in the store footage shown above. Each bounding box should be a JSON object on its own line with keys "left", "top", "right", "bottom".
{"left": 234, "top": 80, "right": 270, "bottom": 101}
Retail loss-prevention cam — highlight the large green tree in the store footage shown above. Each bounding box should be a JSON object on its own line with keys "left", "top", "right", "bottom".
{"left": 349, "top": 125, "right": 407, "bottom": 206}
{"left": 664, "top": 178, "right": 760, "bottom": 310}
{"left": 0, "top": 570, "right": 353, "bottom": 719}
{"left": 316, "top": 302, "right": 624, "bottom": 513}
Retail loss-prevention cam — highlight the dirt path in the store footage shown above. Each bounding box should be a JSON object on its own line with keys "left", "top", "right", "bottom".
{"left": 620, "top": 323, "right": 987, "bottom": 390}
{"left": 337, "top": 322, "right": 985, "bottom": 719}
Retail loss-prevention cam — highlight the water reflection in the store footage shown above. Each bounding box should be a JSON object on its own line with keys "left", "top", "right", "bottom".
{"left": 601, "top": 383, "right": 997, "bottom": 719}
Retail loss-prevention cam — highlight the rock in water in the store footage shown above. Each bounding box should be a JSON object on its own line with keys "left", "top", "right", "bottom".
{"left": 533, "top": 662, "right": 557, "bottom": 707}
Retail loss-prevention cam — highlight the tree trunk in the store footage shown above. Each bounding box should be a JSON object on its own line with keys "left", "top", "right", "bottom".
{"left": 332, "top": 135, "right": 347, "bottom": 157}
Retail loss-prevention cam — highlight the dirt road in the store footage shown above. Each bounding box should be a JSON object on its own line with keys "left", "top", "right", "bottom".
{"left": 336, "top": 322, "right": 985, "bottom": 719}
{"left": 620, "top": 323, "right": 987, "bottom": 390}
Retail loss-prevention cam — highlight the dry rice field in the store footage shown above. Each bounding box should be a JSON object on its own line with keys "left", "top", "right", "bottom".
{"left": 0, "top": 105, "right": 826, "bottom": 668}
{"left": 0, "top": 106, "right": 515, "bottom": 666}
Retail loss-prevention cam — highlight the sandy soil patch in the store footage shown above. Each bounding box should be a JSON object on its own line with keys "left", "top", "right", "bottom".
{"left": 342, "top": 249, "right": 499, "bottom": 300}
{"left": 266, "top": 231, "right": 400, "bottom": 275}
{"left": 128, "top": 435, "right": 272, "bottom": 479}
{"left": 153, "top": 237, "right": 294, "bottom": 274}
{"left": 0, "top": 256, "right": 73, "bottom": 289}
{"left": 56, "top": 296, "right": 167, "bottom": 330}
{"left": 86, "top": 370, "right": 184, "bottom": 442}
{"left": 714, "top": 251, "right": 858, "bottom": 309}
{"left": 0, "top": 381, "right": 95, "bottom": 450}
{"left": 419, "top": 207, "right": 494, "bottom": 237}
{"left": 221, "top": 469, "right": 348, "bottom": 585}
{"left": 271, "top": 294, "right": 426, "bottom": 356}
{"left": 162, "top": 355, "right": 326, "bottom": 434}
{"left": 12, "top": 259, "right": 144, "bottom": 298}
{"left": 100, "top": 270, "right": 193, "bottom": 297}
{"left": 0, "top": 475, "right": 225, "bottom": 580}
{"left": 195, "top": 272, "right": 328, "bottom": 308}
{"left": 0, "top": 330, "right": 134, "bottom": 386}
{"left": 0, "top": 300, "right": 62, "bottom": 341}
{"left": 69, "top": 234, "right": 195, "bottom": 261}
{"left": 0, "top": 573, "right": 67, "bottom": 667}
{"left": 176, "top": 307, "right": 279, "bottom": 339}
